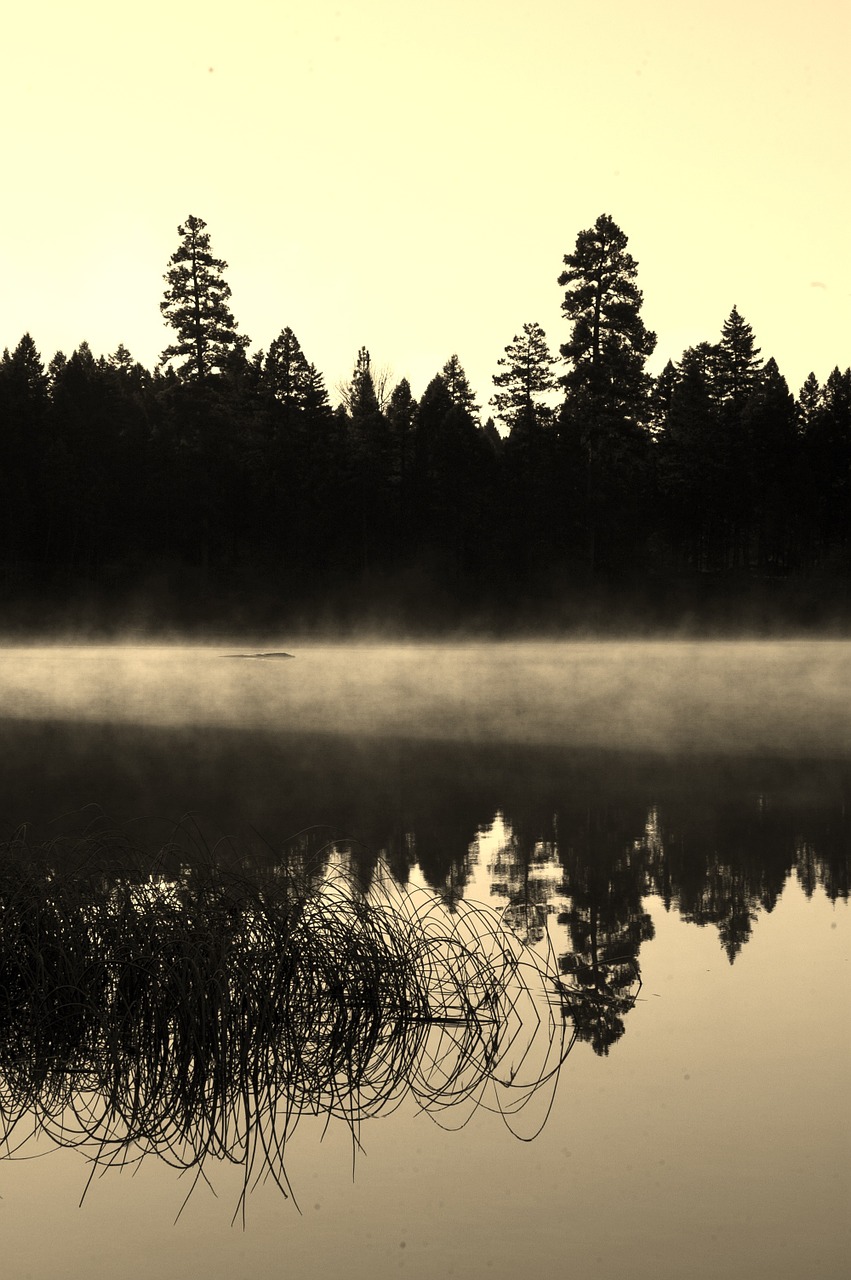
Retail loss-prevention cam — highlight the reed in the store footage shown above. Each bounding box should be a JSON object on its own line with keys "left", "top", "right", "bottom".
{"left": 0, "top": 831, "right": 573, "bottom": 1218}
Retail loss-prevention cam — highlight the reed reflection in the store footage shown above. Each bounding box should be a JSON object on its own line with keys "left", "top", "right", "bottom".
{"left": 0, "top": 832, "right": 575, "bottom": 1218}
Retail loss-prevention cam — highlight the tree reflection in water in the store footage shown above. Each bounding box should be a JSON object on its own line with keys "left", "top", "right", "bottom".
{"left": 0, "top": 831, "right": 577, "bottom": 1220}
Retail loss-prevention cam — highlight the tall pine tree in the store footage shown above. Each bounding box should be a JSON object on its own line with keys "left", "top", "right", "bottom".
{"left": 557, "top": 214, "right": 656, "bottom": 573}
{"left": 160, "top": 215, "right": 249, "bottom": 381}
{"left": 558, "top": 213, "right": 656, "bottom": 415}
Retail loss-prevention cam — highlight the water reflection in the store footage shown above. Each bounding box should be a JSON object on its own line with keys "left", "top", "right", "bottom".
{"left": 0, "top": 836, "right": 574, "bottom": 1218}
{"left": 0, "top": 646, "right": 846, "bottom": 1270}
{"left": 1, "top": 721, "right": 846, "bottom": 1007}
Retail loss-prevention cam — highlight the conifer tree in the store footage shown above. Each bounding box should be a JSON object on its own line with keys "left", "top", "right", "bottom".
{"left": 263, "top": 327, "right": 313, "bottom": 417}
{"left": 0, "top": 334, "right": 50, "bottom": 565}
{"left": 649, "top": 359, "right": 678, "bottom": 436}
{"left": 715, "top": 306, "right": 761, "bottom": 409}
{"left": 804, "top": 366, "right": 851, "bottom": 556}
{"left": 556, "top": 214, "right": 656, "bottom": 573}
{"left": 558, "top": 213, "right": 656, "bottom": 416}
{"left": 741, "top": 356, "right": 800, "bottom": 570}
{"left": 797, "top": 372, "right": 822, "bottom": 432}
{"left": 386, "top": 378, "right": 417, "bottom": 483}
{"left": 412, "top": 370, "right": 492, "bottom": 575}
{"left": 0, "top": 333, "right": 49, "bottom": 409}
{"left": 347, "top": 346, "right": 381, "bottom": 422}
{"left": 386, "top": 377, "right": 417, "bottom": 436}
{"left": 490, "top": 322, "right": 557, "bottom": 434}
{"left": 160, "top": 215, "right": 248, "bottom": 381}
{"left": 340, "top": 347, "right": 394, "bottom": 575}
{"left": 441, "top": 354, "right": 479, "bottom": 420}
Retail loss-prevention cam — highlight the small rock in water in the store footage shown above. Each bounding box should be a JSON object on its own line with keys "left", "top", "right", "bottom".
{"left": 225, "top": 651, "right": 295, "bottom": 660}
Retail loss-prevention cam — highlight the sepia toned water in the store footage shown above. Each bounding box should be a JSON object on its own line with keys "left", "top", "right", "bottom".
{"left": 0, "top": 642, "right": 848, "bottom": 1280}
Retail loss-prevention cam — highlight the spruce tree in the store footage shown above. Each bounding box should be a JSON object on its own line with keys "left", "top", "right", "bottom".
{"left": 386, "top": 378, "right": 417, "bottom": 485}
{"left": 797, "top": 372, "right": 822, "bottom": 433}
{"left": 160, "top": 215, "right": 248, "bottom": 381}
{"left": 0, "top": 333, "right": 49, "bottom": 410}
{"left": 715, "top": 306, "right": 761, "bottom": 410}
{"left": 441, "top": 354, "right": 479, "bottom": 420}
{"left": 263, "top": 327, "right": 313, "bottom": 418}
{"left": 347, "top": 346, "right": 381, "bottom": 421}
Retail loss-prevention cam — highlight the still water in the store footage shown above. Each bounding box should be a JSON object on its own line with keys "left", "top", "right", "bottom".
{"left": 0, "top": 642, "right": 848, "bottom": 1280}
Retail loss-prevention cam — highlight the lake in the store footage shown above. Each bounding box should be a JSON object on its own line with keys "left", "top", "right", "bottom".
{"left": 0, "top": 641, "right": 848, "bottom": 1280}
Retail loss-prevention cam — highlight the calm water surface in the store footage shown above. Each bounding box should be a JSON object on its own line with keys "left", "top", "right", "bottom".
{"left": 0, "top": 642, "right": 848, "bottom": 1280}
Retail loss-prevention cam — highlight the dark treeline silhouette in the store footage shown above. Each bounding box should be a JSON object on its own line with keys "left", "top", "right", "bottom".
{"left": 1, "top": 212, "right": 849, "bottom": 633}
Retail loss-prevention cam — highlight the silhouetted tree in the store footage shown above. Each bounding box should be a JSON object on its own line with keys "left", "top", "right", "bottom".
{"left": 490, "top": 324, "right": 562, "bottom": 582}
{"left": 797, "top": 372, "right": 822, "bottom": 433}
{"left": 263, "top": 327, "right": 313, "bottom": 421}
{"left": 741, "top": 356, "right": 800, "bottom": 571}
{"left": 412, "top": 369, "right": 493, "bottom": 582}
{"left": 160, "top": 215, "right": 249, "bottom": 382}
{"left": 802, "top": 366, "right": 851, "bottom": 562}
{"left": 0, "top": 334, "right": 49, "bottom": 572}
{"left": 715, "top": 305, "right": 761, "bottom": 411}
{"left": 339, "top": 347, "right": 395, "bottom": 576}
{"left": 557, "top": 213, "right": 657, "bottom": 573}
{"left": 649, "top": 358, "right": 679, "bottom": 437}
{"left": 441, "top": 354, "right": 480, "bottom": 421}
{"left": 558, "top": 213, "right": 656, "bottom": 414}
{"left": 385, "top": 378, "right": 418, "bottom": 550}
{"left": 491, "top": 321, "right": 557, "bottom": 434}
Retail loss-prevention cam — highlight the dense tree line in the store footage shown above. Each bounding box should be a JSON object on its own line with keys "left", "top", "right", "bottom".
{"left": 1, "top": 212, "right": 848, "bottom": 631}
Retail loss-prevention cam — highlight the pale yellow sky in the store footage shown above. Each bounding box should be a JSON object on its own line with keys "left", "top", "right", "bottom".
{"left": 2, "top": 0, "right": 848, "bottom": 405}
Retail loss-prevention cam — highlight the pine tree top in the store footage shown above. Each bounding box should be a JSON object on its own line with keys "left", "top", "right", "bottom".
{"left": 160, "top": 215, "right": 248, "bottom": 381}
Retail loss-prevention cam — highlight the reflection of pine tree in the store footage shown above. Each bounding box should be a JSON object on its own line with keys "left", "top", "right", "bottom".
{"left": 487, "top": 817, "right": 561, "bottom": 946}
{"left": 796, "top": 836, "right": 850, "bottom": 903}
{"left": 650, "top": 786, "right": 797, "bottom": 961}
{"left": 411, "top": 814, "right": 478, "bottom": 911}
{"left": 555, "top": 806, "right": 654, "bottom": 1054}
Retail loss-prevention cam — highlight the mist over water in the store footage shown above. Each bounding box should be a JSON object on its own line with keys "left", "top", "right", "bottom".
{"left": 1, "top": 639, "right": 849, "bottom": 755}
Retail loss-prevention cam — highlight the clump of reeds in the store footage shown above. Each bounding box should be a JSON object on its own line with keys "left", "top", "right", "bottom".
{"left": 0, "top": 831, "right": 573, "bottom": 1218}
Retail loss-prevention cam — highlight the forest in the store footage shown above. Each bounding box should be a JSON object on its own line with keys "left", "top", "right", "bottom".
{"left": 1, "top": 212, "right": 849, "bottom": 635}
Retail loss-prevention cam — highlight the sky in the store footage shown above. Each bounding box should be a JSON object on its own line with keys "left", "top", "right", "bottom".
{"left": 2, "top": 0, "right": 848, "bottom": 412}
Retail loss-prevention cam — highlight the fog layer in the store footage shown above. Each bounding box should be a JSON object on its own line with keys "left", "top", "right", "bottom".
{"left": 0, "top": 640, "right": 848, "bottom": 756}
